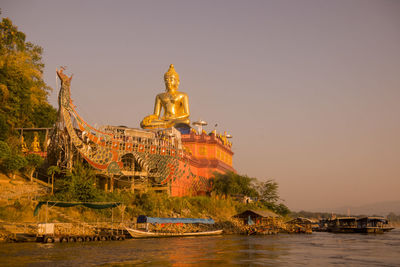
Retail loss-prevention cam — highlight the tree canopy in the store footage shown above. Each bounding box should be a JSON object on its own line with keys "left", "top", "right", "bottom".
{"left": 0, "top": 16, "right": 57, "bottom": 134}
{"left": 0, "top": 140, "right": 10, "bottom": 160}
{"left": 3, "top": 154, "right": 27, "bottom": 179}
{"left": 256, "top": 180, "right": 280, "bottom": 204}
{"left": 54, "top": 162, "right": 99, "bottom": 202}
{"left": 211, "top": 172, "right": 290, "bottom": 216}
{"left": 211, "top": 172, "right": 258, "bottom": 198}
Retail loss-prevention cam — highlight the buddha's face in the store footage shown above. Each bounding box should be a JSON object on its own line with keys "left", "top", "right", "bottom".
{"left": 164, "top": 75, "right": 179, "bottom": 91}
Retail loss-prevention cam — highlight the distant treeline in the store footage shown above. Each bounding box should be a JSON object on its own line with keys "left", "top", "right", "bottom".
{"left": 387, "top": 212, "right": 400, "bottom": 222}
{"left": 290, "top": 211, "right": 345, "bottom": 219}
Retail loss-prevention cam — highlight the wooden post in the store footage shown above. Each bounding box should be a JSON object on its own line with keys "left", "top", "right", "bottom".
{"left": 112, "top": 208, "right": 114, "bottom": 232}
{"left": 51, "top": 175, "right": 54, "bottom": 195}
{"left": 44, "top": 129, "right": 49, "bottom": 152}
{"left": 130, "top": 177, "right": 135, "bottom": 192}
{"left": 45, "top": 201, "right": 48, "bottom": 224}
{"left": 110, "top": 175, "right": 114, "bottom": 192}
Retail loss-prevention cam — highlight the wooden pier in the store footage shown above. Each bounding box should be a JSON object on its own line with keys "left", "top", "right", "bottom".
{"left": 2, "top": 222, "right": 129, "bottom": 243}
{"left": 36, "top": 222, "right": 128, "bottom": 243}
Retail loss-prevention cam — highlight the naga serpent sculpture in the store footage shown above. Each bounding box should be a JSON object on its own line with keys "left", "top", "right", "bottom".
{"left": 55, "top": 68, "right": 197, "bottom": 186}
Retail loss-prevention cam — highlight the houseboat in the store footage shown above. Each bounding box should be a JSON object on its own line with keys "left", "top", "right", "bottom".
{"left": 325, "top": 216, "right": 394, "bottom": 234}
{"left": 356, "top": 217, "right": 394, "bottom": 233}
{"left": 327, "top": 217, "right": 358, "bottom": 233}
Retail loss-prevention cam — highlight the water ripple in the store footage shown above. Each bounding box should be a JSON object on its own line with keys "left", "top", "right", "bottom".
{"left": 0, "top": 229, "right": 399, "bottom": 266}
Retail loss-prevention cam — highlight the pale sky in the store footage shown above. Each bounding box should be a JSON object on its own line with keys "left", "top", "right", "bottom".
{"left": 2, "top": 0, "right": 400, "bottom": 211}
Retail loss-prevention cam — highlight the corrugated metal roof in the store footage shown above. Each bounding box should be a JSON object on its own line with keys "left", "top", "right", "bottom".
{"left": 235, "top": 209, "right": 279, "bottom": 218}
{"left": 287, "top": 217, "right": 314, "bottom": 224}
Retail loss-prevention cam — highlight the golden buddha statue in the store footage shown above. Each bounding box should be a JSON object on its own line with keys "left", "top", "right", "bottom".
{"left": 21, "top": 136, "right": 28, "bottom": 152}
{"left": 141, "top": 64, "right": 190, "bottom": 129}
{"left": 31, "top": 135, "right": 41, "bottom": 152}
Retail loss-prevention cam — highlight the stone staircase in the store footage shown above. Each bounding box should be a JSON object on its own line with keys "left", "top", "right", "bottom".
{"left": 0, "top": 175, "right": 49, "bottom": 201}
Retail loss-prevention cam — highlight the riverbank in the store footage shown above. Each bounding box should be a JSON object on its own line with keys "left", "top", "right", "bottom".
{"left": 1, "top": 174, "right": 397, "bottom": 242}
{"left": 0, "top": 173, "right": 289, "bottom": 241}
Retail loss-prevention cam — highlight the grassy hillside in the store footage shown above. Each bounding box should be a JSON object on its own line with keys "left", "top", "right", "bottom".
{"left": 0, "top": 173, "right": 272, "bottom": 226}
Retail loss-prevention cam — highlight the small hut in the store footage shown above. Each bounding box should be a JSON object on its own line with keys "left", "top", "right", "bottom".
{"left": 234, "top": 209, "right": 279, "bottom": 225}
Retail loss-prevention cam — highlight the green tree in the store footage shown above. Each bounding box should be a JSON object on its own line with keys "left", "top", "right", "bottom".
{"left": 0, "top": 114, "right": 9, "bottom": 141}
{"left": 25, "top": 153, "right": 43, "bottom": 182}
{"left": 56, "top": 162, "right": 99, "bottom": 202}
{"left": 254, "top": 179, "right": 291, "bottom": 216}
{"left": 0, "top": 140, "right": 10, "bottom": 162}
{"left": 0, "top": 17, "right": 57, "bottom": 135}
{"left": 211, "top": 172, "right": 258, "bottom": 198}
{"left": 274, "top": 203, "right": 290, "bottom": 216}
{"left": 32, "top": 104, "right": 58, "bottom": 128}
{"left": 47, "top": 165, "right": 61, "bottom": 195}
{"left": 3, "top": 154, "right": 27, "bottom": 179}
{"left": 256, "top": 180, "right": 280, "bottom": 204}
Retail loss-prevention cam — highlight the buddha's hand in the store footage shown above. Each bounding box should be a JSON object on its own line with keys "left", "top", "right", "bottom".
{"left": 164, "top": 114, "right": 174, "bottom": 120}
{"left": 142, "top": 114, "right": 158, "bottom": 125}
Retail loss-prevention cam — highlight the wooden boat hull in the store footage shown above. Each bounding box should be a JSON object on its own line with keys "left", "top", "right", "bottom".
{"left": 328, "top": 227, "right": 358, "bottom": 233}
{"left": 126, "top": 228, "right": 223, "bottom": 238}
{"left": 328, "top": 227, "right": 394, "bottom": 234}
{"left": 355, "top": 227, "right": 394, "bottom": 234}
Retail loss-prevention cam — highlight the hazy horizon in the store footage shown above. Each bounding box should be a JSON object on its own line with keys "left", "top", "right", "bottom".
{"left": 2, "top": 0, "right": 400, "bottom": 211}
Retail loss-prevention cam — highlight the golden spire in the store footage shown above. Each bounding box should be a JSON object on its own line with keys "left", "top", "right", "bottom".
{"left": 164, "top": 64, "right": 179, "bottom": 82}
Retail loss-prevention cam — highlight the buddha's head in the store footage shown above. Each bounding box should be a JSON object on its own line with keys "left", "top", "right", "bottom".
{"left": 164, "top": 64, "right": 180, "bottom": 91}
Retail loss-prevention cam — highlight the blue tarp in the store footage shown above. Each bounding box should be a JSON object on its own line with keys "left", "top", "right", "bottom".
{"left": 137, "top": 215, "right": 215, "bottom": 224}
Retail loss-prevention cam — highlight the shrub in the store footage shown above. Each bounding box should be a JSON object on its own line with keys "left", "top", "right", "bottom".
{"left": 0, "top": 141, "right": 10, "bottom": 160}
{"left": 3, "top": 154, "right": 27, "bottom": 179}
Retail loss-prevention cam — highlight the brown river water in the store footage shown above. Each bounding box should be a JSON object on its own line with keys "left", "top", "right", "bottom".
{"left": 1, "top": 229, "right": 399, "bottom": 266}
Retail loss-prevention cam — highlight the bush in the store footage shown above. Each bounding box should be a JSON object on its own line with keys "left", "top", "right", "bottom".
{"left": 0, "top": 141, "right": 10, "bottom": 161}
{"left": 3, "top": 154, "right": 27, "bottom": 179}
{"left": 0, "top": 114, "right": 8, "bottom": 141}
{"left": 51, "top": 161, "right": 100, "bottom": 202}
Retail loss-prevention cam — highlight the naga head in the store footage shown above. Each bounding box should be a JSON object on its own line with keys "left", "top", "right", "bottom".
{"left": 56, "top": 66, "right": 73, "bottom": 87}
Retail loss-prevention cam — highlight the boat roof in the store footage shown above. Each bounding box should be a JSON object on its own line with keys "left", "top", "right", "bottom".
{"left": 335, "top": 217, "right": 357, "bottom": 221}
{"left": 357, "top": 216, "right": 387, "bottom": 221}
{"left": 137, "top": 215, "right": 215, "bottom": 224}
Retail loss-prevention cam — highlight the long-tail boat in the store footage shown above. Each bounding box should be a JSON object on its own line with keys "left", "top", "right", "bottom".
{"left": 126, "top": 216, "right": 223, "bottom": 238}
